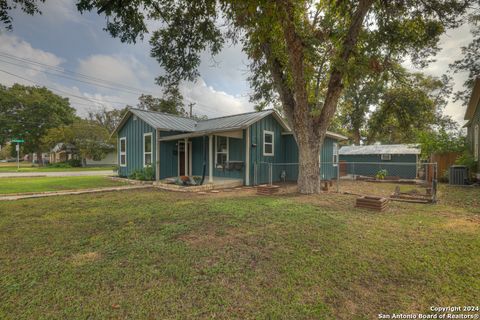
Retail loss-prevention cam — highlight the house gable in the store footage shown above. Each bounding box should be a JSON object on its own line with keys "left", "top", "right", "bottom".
{"left": 117, "top": 113, "right": 156, "bottom": 178}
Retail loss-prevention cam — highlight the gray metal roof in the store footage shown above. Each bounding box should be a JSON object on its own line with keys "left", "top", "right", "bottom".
{"left": 195, "top": 110, "right": 274, "bottom": 131}
{"left": 115, "top": 108, "right": 346, "bottom": 142}
{"left": 339, "top": 144, "right": 420, "bottom": 155}
{"left": 130, "top": 109, "right": 197, "bottom": 131}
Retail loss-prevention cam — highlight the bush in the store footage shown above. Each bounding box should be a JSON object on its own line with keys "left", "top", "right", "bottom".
{"left": 455, "top": 152, "right": 478, "bottom": 178}
{"left": 67, "top": 159, "right": 82, "bottom": 167}
{"left": 438, "top": 169, "right": 449, "bottom": 183}
{"left": 48, "top": 162, "right": 72, "bottom": 168}
{"left": 128, "top": 166, "right": 154, "bottom": 181}
{"left": 376, "top": 169, "right": 388, "bottom": 180}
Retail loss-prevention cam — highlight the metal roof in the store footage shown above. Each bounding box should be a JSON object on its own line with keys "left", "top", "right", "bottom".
{"left": 339, "top": 144, "right": 421, "bottom": 155}
{"left": 114, "top": 108, "right": 346, "bottom": 141}
{"left": 130, "top": 109, "right": 197, "bottom": 131}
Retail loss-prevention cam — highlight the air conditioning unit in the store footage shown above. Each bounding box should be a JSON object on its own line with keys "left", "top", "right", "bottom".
{"left": 449, "top": 165, "right": 469, "bottom": 185}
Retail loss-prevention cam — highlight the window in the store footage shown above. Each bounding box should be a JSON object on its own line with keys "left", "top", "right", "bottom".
{"left": 332, "top": 142, "right": 339, "bottom": 166}
{"left": 143, "top": 133, "right": 152, "bottom": 167}
{"left": 263, "top": 130, "right": 274, "bottom": 156}
{"left": 215, "top": 136, "right": 228, "bottom": 168}
{"left": 381, "top": 154, "right": 392, "bottom": 161}
{"left": 475, "top": 124, "right": 479, "bottom": 161}
{"left": 120, "top": 137, "right": 127, "bottom": 167}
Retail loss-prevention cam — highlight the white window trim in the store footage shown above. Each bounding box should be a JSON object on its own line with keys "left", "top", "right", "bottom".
{"left": 119, "top": 137, "right": 127, "bottom": 167}
{"left": 263, "top": 130, "right": 274, "bottom": 156}
{"left": 215, "top": 135, "right": 229, "bottom": 168}
{"left": 474, "top": 124, "right": 479, "bottom": 161}
{"left": 381, "top": 154, "right": 392, "bottom": 161}
{"left": 332, "top": 142, "right": 339, "bottom": 166}
{"left": 143, "top": 132, "right": 153, "bottom": 167}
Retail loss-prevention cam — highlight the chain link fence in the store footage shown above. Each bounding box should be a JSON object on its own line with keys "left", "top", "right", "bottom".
{"left": 254, "top": 161, "right": 438, "bottom": 202}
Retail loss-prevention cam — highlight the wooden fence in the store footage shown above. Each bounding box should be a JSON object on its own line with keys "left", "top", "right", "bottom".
{"left": 430, "top": 152, "right": 460, "bottom": 177}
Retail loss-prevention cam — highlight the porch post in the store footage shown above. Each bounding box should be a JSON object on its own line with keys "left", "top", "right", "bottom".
{"left": 156, "top": 129, "right": 160, "bottom": 181}
{"left": 184, "top": 138, "right": 188, "bottom": 176}
{"left": 208, "top": 135, "right": 213, "bottom": 183}
{"left": 245, "top": 127, "right": 250, "bottom": 186}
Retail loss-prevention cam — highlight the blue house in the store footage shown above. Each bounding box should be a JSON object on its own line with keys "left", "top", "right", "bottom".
{"left": 113, "top": 108, "right": 347, "bottom": 185}
{"left": 339, "top": 144, "right": 421, "bottom": 179}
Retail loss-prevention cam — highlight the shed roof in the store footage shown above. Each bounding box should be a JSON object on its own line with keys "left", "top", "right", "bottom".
{"left": 339, "top": 144, "right": 420, "bottom": 155}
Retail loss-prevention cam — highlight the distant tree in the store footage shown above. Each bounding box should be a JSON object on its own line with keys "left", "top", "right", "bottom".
{"left": 0, "top": 143, "right": 12, "bottom": 160}
{"left": 450, "top": 10, "right": 480, "bottom": 104}
{"left": 88, "top": 107, "right": 128, "bottom": 133}
{"left": 367, "top": 73, "right": 453, "bottom": 144}
{"left": 137, "top": 84, "right": 187, "bottom": 116}
{"left": 42, "top": 119, "right": 114, "bottom": 165}
{"left": 0, "top": 84, "right": 76, "bottom": 165}
{"left": 417, "top": 129, "right": 465, "bottom": 160}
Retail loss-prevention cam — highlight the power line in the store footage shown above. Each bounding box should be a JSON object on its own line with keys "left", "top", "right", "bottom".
{"left": 0, "top": 51, "right": 156, "bottom": 94}
{"left": 0, "top": 69, "right": 129, "bottom": 107}
{"left": 0, "top": 57, "right": 146, "bottom": 96}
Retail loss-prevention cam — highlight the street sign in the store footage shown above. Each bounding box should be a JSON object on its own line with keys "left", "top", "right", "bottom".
{"left": 12, "top": 139, "right": 25, "bottom": 143}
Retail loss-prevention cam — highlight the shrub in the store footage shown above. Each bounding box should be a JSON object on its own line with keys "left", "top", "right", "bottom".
{"left": 48, "top": 162, "right": 72, "bottom": 168}
{"left": 455, "top": 151, "right": 478, "bottom": 179}
{"left": 67, "top": 159, "right": 82, "bottom": 167}
{"left": 128, "top": 167, "right": 154, "bottom": 181}
{"left": 376, "top": 169, "right": 388, "bottom": 180}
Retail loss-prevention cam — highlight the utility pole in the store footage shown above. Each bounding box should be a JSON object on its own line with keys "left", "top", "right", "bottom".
{"left": 188, "top": 102, "right": 195, "bottom": 118}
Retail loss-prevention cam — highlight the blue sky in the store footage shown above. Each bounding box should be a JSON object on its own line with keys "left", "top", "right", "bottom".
{"left": 0, "top": 0, "right": 474, "bottom": 124}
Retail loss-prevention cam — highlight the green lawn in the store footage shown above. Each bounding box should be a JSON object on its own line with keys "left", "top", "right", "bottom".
{"left": 0, "top": 163, "right": 114, "bottom": 172}
{"left": 0, "top": 185, "right": 478, "bottom": 319}
{"left": 0, "top": 176, "right": 127, "bottom": 195}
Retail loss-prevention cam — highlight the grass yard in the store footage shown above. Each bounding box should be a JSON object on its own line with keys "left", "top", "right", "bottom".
{"left": 0, "top": 185, "right": 478, "bottom": 319}
{"left": 0, "top": 176, "right": 127, "bottom": 195}
{"left": 0, "top": 163, "right": 115, "bottom": 172}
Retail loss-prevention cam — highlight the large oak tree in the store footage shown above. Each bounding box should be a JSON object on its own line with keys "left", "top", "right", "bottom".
{"left": 2, "top": 0, "right": 476, "bottom": 192}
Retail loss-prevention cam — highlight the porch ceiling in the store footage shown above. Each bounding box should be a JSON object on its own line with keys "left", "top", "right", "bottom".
{"left": 158, "top": 128, "right": 244, "bottom": 141}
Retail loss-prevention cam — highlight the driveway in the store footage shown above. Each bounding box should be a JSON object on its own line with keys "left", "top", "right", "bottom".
{"left": 0, "top": 170, "right": 114, "bottom": 178}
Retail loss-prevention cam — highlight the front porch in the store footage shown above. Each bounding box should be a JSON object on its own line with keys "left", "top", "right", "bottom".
{"left": 157, "top": 128, "right": 250, "bottom": 186}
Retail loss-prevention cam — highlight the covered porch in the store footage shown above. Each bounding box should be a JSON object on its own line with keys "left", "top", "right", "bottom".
{"left": 156, "top": 128, "right": 251, "bottom": 186}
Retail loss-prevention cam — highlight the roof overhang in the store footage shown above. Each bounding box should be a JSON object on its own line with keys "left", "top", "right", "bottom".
{"left": 159, "top": 127, "right": 245, "bottom": 141}
{"left": 282, "top": 131, "right": 348, "bottom": 141}
{"left": 465, "top": 78, "right": 480, "bottom": 120}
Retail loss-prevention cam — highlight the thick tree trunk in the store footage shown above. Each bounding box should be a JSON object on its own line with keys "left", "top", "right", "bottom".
{"left": 296, "top": 135, "right": 322, "bottom": 194}
{"left": 353, "top": 128, "right": 361, "bottom": 145}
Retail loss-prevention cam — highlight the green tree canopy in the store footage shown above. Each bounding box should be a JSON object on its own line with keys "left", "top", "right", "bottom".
{"left": 2, "top": 0, "right": 475, "bottom": 192}
{"left": 0, "top": 83, "right": 76, "bottom": 158}
{"left": 42, "top": 118, "right": 114, "bottom": 164}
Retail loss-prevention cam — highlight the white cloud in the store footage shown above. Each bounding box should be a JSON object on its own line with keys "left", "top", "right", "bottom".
{"left": 404, "top": 23, "right": 474, "bottom": 124}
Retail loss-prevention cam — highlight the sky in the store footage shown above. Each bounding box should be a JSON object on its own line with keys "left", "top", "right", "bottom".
{"left": 0, "top": 0, "right": 474, "bottom": 124}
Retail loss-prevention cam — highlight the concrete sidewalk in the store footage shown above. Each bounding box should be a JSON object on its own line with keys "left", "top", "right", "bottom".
{"left": 0, "top": 170, "right": 114, "bottom": 178}
{"left": 0, "top": 184, "right": 151, "bottom": 201}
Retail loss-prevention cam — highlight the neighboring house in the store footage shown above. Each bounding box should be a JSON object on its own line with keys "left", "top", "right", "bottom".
{"left": 464, "top": 77, "right": 480, "bottom": 178}
{"left": 85, "top": 151, "right": 117, "bottom": 166}
{"left": 49, "top": 143, "right": 77, "bottom": 163}
{"left": 339, "top": 144, "right": 421, "bottom": 179}
{"left": 112, "top": 108, "right": 347, "bottom": 185}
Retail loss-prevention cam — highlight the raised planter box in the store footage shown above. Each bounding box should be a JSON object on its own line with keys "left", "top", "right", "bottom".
{"left": 355, "top": 196, "right": 389, "bottom": 211}
{"left": 257, "top": 184, "right": 280, "bottom": 195}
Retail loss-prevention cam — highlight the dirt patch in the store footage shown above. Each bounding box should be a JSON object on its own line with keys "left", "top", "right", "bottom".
{"left": 71, "top": 251, "right": 101, "bottom": 266}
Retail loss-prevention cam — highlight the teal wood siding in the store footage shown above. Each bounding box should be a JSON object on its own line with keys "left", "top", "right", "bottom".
{"left": 118, "top": 115, "right": 156, "bottom": 177}
{"left": 159, "top": 131, "right": 185, "bottom": 179}
{"left": 339, "top": 154, "right": 417, "bottom": 178}
{"left": 281, "top": 135, "right": 338, "bottom": 183}
{"left": 249, "top": 114, "right": 285, "bottom": 184}
{"left": 466, "top": 101, "right": 480, "bottom": 173}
